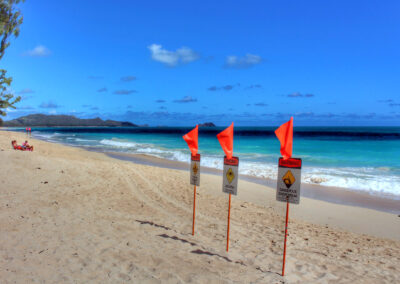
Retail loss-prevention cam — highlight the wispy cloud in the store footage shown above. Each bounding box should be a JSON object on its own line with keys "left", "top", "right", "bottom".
{"left": 148, "top": 44, "right": 199, "bottom": 67}
{"left": 224, "top": 54, "right": 262, "bottom": 69}
{"left": 88, "top": 75, "right": 103, "bottom": 80}
{"left": 254, "top": 102, "right": 268, "bottom": 106}
{"left": 207, "top": 84, "right": 237, "bottom": 91}
{"left": 24, "top": 45, "right": 51, "bottom": 57}
{"left": 155, "top": 99, "right": 166, "bottom": 103}
{"left": 378, "top": 99, "right": 400, "bottom": 107}
{"left": 39, "top": 101, "right": 60, "bottom": 108}
{"left": 17, "top": 105, "right": 35, "bottom": 110}
{"left": 173, "top": 96, "right": 197, "bottom": 103}
{"left": 246, "top": 84, "right": 262, "bottom": 89}
{"left": 97, "top": 87, "right": 108, "bottom": 92}
{"left": 223, "top": 85, "right": 234, "bottom": 91}
{"left": 17, "top": 88, "right": 34, "bottom": 95}
{"left": 121, "top": 76, "right": 137, "bottom": 82}
{"left": 113, "top": 89, "right": 137, "bottom": 95}
{"left": 287, "top": 92, "right": 315, "bottom": 98}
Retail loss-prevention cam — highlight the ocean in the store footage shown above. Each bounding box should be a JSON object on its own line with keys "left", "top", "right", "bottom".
{"left": 11, "top": 126, "right": 400, "bottom": 200}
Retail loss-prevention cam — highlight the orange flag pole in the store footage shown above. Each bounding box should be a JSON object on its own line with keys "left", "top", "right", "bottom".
{"left": 183, "top": 125, "right": 199, "bottom": 236}
{"left": 192, "top": 185, "right": 196, "bottom": 235}
{"left": 226, "top": 193, "right": 232, "bottom": 251}
{"left": 275, "top": 117, "right": 294, "bottom": 276}
{"left": 282, "top": 198, "right": 289, "bottom": 276}
{"left": 217, "top": 123, "right": 235, "bottom": 252}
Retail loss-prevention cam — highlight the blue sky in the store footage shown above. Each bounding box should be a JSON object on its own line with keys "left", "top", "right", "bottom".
{"left": 2, "top": 0, "right": 400, "bottom": 126}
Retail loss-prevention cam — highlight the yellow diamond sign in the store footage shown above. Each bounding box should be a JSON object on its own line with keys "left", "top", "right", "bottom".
{"left": 192, "top": 163, "right": 199, "bottom": 175}
{"left": 226, "top": 168, "right": 235, "bottom": 184}
{"left": 282, "top": 170, "right": 295, "bottom": 188}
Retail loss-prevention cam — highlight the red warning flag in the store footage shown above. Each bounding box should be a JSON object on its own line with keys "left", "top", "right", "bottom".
{"left": 275, "top": 117, "right": 293, "bottom": 159}
{"left": 217, "top": 122, "right": 234, "bottom": 159}
{"left": 183, "top": 125, "right": 199, "bottom": 156}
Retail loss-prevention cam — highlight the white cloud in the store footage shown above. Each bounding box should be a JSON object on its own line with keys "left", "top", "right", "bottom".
{"left": 224, "top": 54, "right": 262, "bottom": 69}
{"left": 25, "top": 45, "right": 51, "bottom": 57}
{"left": 148, "top": 44, "right": 199, "bottom": 66}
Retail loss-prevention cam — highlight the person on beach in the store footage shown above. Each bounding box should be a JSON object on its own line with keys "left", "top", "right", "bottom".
{"left": 22, "top": 140, "right": 30, "bottom": 149}
{"left": 11, "top": 140, "right": 33, "bottom": 151}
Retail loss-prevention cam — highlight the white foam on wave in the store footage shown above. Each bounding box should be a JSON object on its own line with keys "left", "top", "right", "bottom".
{"left": 100, "top": 139, "right": 138, "bottom": 148}
{"left": 32, "top": 132, "right": 57, "bottom": 140}
{"left": 98, "top": 139, "right": 189, "bottom": 162}
{"left": 166, "top": 151, "right": 400, "bottom": 199}
{"left": 302, "top": 167, "right": 400, "bottom": 198}
{"left": 74, "top": 138, "right": 95, "bottom": 142}
{"left": 33, "top": 135, "right": 400, "bottom": 199}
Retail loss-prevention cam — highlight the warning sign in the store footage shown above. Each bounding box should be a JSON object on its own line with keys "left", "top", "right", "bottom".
{"left": 276, "top": 157, "right": 302, "bottom": 204}
{"left": 282, "top": 170, "right": 295, "bottom": 188}
{"left": 190, "top": 154, "right": 200, "bottom": 186}
{"left": 222, "top": 156, "right": 239, "bottom": 195}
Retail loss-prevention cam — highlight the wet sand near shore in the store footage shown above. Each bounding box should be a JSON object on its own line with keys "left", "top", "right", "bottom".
{"left": 106, "top": 152, "right": 400, "bottom": 215}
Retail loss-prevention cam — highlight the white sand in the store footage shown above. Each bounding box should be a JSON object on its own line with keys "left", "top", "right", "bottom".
{"left": 1, "top": 131, "right": 399, "bottom": 283}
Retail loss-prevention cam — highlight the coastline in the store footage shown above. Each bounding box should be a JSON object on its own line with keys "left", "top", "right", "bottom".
{"left": 6, "top": 127, "right": 400, "bottom": 214}
{"left": 5, "top": 126, "right": 400, "bottom": 203}
{"left": 106, "top": 152, "right": 400, "bottom": 215}
{"left": 1, "top": 130, "right": 400, "bottom": 282}
{"left": 1, "top": 129, "right": 399, "bottom": 238}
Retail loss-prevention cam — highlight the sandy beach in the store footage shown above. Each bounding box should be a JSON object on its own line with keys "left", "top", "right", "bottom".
{"left": 1, "top": 130, "right": 400, "bottom": 283}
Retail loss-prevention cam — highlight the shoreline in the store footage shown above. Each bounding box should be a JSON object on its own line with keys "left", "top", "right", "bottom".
{"left": 4, "top": 127, "right": 400, "bottom": 210}
{"left": 4, "top": 127, "right": 399, "bottom": 215}
{"left": 105, "top": 152, "right": 400, "bottom": 215}
{"left": 5, "top": 130, "right": 399, "bottom": 239}
{"left": 1, "top": 130, "right": 400, "bottom": 282}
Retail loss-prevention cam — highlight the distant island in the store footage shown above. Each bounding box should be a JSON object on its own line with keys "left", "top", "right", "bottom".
{"left": 199, "top": 122, "right": 216, "bottom": 127}
{"left": 2, "top": 114, "right": 137, "bottom": 127}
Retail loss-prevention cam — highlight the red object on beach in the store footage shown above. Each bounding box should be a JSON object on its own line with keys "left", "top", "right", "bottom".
{"left": 275, "top": 117, "right": 295, "bottom": 276}
{"left": 217, "top": 123, "right": 235, "bottom": 251}
{"left": 217, "top": 122, "right": 234, "bottom": 159}
{"left": 183, "top": 125, "right": 199, "bottom": 235}
{"left": 275, "top": 117, "right": 293, "bottom": 160}
{"left": 183, "top": 125, "right": 198, "bottom": 156}
{"left": 11, "top": 140, "right": 33, "bottom": 151}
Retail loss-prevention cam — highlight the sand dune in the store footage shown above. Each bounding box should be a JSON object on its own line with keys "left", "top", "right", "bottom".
{"left": 1, "top": 131, "right": 399, "bottom": 283}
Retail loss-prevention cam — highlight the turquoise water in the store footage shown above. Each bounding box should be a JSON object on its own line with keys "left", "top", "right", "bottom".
{"left": 12, "top": 126, "right": 400, "bottom": 199}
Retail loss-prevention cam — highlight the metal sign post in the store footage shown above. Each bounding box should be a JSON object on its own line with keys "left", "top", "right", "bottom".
{"left": 190, "top": 154, "right": 200, "bottom": 235}
{"left": 276, "top": 157, "right": 302, "bottom": 276}
{"left": 222, "top": 156, "right": 239, "bottom": 251}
